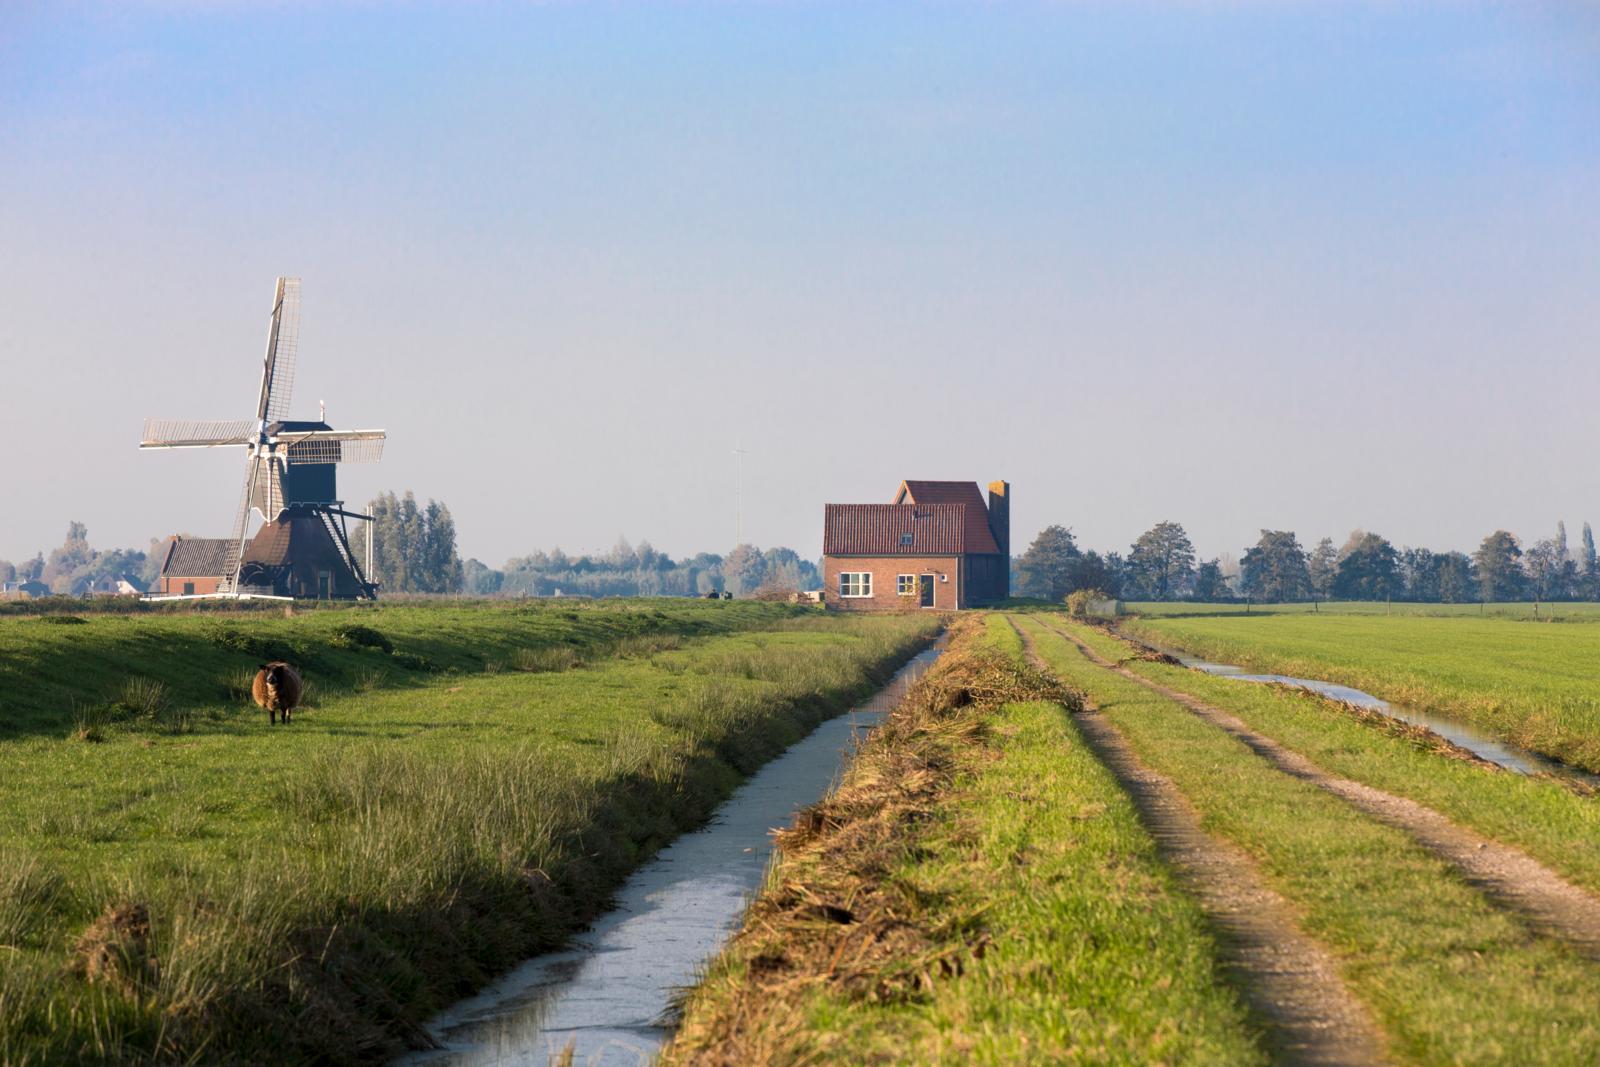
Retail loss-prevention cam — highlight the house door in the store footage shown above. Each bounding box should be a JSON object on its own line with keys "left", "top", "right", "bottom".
{"left": 920, "top": 574, "right": 935, "bottom": 608}
{"left": 317, "top": 570, "right": 332, "bottom": 600}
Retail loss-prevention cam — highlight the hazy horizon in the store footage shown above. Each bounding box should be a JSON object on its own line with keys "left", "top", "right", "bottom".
{"left": 4, "top": 3, "right": 1598, "bottom": 570}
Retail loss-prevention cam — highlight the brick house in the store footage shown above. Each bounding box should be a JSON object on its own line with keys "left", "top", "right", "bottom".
{"left": 822, "top": 480, "right": 1010, "bottom": 611}
{"left": 155, "top": 536, "right": 230, "bottom": 596}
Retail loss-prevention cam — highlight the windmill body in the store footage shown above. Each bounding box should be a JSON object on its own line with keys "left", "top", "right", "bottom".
{"left": 140, "top": 278, "right": 386, "bottom": 600}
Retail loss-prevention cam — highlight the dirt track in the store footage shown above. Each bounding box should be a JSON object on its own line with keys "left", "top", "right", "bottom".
{"left": 1038, "top": 617, "right": 1600, "bottom": 960}
{"left": 1011, "top": 620, "right": 1386, "bottom": 1066}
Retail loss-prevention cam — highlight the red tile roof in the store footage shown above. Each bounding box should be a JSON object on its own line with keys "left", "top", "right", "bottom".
{"left": 825, "top": 503, "right": 984, "bottom": 556}
{"left": 892, "top": 481, "right": 1001, "bottom": 554}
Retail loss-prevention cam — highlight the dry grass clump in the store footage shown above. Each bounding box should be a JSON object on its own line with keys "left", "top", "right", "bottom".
{"left": 663, "top": 624, "right": 1078, "bottom": 1065}
{"left": 71, "top": 902, "right": 156, "bottom": 997}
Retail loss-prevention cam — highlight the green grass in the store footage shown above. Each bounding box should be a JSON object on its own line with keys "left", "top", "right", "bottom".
{"left": 1021, "top": 615, "right": 1600, "bottom": 1065}
{"left": 1127, "top": 600, "right": 1600, "bottom": 621}
{"left": 1123, "top": 611, "right": 1600, "bottom": 772}
{"left": 1055, "top": 620, "right": 1600, "bottom": 900}
{"left": 0, "top": 598, "right": 799, "bottom": 737}
{"left": 0, "top": 601, "right": 938, "bottom": 1066}
{"left": 666, "top": 617, "right": 1266, "bottom": 1065}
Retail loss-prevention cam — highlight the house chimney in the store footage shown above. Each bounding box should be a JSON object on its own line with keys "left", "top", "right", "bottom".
{"left": 987, "top": 480, "right": 1010, "bottom": 596}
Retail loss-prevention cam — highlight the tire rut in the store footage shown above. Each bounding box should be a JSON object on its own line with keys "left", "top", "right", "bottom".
{"left": 1010, "top": 619, "right": 1386, "bottom": 1067}
{"left": 1040, "top": 618, "right": 1600, "bottom": 960}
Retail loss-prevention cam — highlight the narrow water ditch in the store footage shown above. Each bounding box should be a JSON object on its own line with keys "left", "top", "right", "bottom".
{"left": 1132, "top": 634, "right": 1600, "bottom": 788}
{"left": 397, "top": 637, "right": 949, "bottom": 1067}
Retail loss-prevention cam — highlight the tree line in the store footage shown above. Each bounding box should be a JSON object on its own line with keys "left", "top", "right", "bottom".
{"left": 367, "top": 492, "right": 821, "bottom": 598}
{"left": 4, "top": 502, "right": 823, "bottom": 601}
{"left": 1014, "top": 520, "right": 1600, "bottom": 604}
{"left": 465, "top": 540, "right": 820, "bottom": 598}
{"left": 0, "top": 522, "right": 164, "bottom": 595}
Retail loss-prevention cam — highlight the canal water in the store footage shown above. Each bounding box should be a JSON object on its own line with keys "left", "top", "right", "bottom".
{"left": 398, "top": 638, "right": 948, "bottom": 1067}
{"left": 1145, "top": 641, "right": 1599, "bottom": 786}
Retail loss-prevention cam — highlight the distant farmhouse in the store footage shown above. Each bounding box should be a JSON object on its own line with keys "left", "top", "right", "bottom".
{"left": 0, "top": 580, "right": 50, "bottom": 600}
{"left": 76, "top": 574, "right": 144, "bottom": 597}
{"left": 822, "top": 480, "right": 1009, "bottom": 611}
{"left": 154, "top": 536, "right": 231, "bottom": 597}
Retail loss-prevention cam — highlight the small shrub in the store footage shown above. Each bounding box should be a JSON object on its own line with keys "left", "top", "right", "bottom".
{"left": 391, "top": 651, "right": 432, "bottom": 672}
{"left": 330, "top": 624, "right": 394, "bottom": 655}
{"left": 69, "top": 701, "right": 110, "bottom": 742}
{"left": 220, "top": 667, "right": 258, "bottom": 703}
{"left": 117, "top": 677, "right": 171, "bottom": 721}
{"left": 205, "top": 624, "right": 297, "bottom": 664}
{"left": 354, "top": 668, "right": 389, "bottom": 693}
{"left": 1066, "top": 588, "right": 1111, "bottom": 619}
{"left": 612, "top": 633, "right": 683, "bottom": 658}
{"left": 513, "top": 646, "right": 582, "bottom": 673}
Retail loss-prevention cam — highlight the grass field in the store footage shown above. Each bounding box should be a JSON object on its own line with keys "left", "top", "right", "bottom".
{"left": 664, "top": 618, "right": 1267, "bottom": 1065}
{"left": 1068, "top": 622, "right": 1600, "bottom": 898}
{"left": 0, "top": 600, "right": 938, "bottom": 1066}
{"left": 1021, "top": 617, "right": 1600, "bottom": 1064}
{"left": 671, "top": 611, "right": 1600, "bottom": 1065}
{"left": 1123, "top": 610, "right": 1600, "bottom": 772}
{"left": 1127, "top": 600, "right": 1600, "bottom": 621}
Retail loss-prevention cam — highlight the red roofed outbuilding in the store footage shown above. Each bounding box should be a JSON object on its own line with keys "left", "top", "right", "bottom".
{"left": 822, "top": 480, "right": 1010, "bottom": 611}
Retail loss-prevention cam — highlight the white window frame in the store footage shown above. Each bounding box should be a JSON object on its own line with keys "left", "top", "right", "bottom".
{"left": 897, "top": 574, "right": 918, "bottom": 596}
{"left": 839, "top": 572, "right": 873, "bottom": 598}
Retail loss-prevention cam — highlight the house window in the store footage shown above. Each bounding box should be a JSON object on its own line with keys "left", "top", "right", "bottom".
{"left": 897, "top": 574, "right": 918, "bottom": 596}
{"left": 899, "top": 533, "right": 914, "bottom": 547}
{"left": 182, "top": 581, "right": 195, "bottom": 596}
{"left": 839, "top": 572, "right": 872, "bottom": 598}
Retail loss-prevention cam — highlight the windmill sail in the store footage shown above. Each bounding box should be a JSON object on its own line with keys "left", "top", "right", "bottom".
{"left": 279, "top": 429, "right": 386, "bottom": 465}
{"left": 140, "top": 419, "right": 258, "bottom": 448}
{"left": 257, "top": 277, "right": 301, "bottom": 422}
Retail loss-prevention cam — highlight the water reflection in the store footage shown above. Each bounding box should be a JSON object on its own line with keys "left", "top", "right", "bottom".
{"left": 398, "top": 640, "right": 947, "bottom": 1067}
{"left": 1158, "top": 646, "right": 1598, "bottom": 786}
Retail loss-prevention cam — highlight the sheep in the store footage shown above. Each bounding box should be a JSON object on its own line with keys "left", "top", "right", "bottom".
{"left": 252, "top": 661, "right": 303, "bottom": 725}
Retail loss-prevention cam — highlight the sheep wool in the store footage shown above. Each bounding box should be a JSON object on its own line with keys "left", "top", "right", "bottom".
{"left": 252, "top": 662, "right": 304, "bottom": 725}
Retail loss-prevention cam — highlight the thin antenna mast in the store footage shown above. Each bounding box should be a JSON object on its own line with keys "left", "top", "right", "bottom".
{"left": 732, "top": 438, "right": 749, "bottom": 546}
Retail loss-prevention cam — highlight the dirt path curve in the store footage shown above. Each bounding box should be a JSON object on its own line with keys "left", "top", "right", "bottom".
{"left": 1011, "top": 620, "right": 1386, "bottom": 1067}
{"left": 1038, "top": 617, "right": 1600, "bottom": 960}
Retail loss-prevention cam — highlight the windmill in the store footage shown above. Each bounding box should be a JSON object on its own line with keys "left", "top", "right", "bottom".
{"left": 140, "top": 277, "right": 386, "bottom": 599}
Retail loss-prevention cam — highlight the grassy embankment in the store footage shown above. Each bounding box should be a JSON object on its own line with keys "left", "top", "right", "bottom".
{"left": 0, "top": 600, "right": 938, "bottom": 1066}
{"left": 664, "top": 616, "right": 1267, "bottom": 1066}
{"left": 1073, "top": 619, "right": 1600, "bottom": 898}
{"left": 1123, "top": 610, "right": 1600, "bottom": 772}
{"left": 1022, "top": 615, "right": 1600, "bottom": 1064}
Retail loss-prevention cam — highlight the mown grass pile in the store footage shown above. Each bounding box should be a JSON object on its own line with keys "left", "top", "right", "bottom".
{"left": 0, "top": 601, "right": 938, "bottom": 1066}
{"left": 664, "top": 618, "right": 1267, "bottom": 1065}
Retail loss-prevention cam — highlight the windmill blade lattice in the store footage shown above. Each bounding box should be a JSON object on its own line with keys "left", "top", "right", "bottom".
{"left": 258, "top": 277, "right": 301, "bottom": 422}
{"left": 140, "top": 418, "right": 258, "bottom": 448}
{"left": 279, "top": 429, "right": 386, "bottom": 465}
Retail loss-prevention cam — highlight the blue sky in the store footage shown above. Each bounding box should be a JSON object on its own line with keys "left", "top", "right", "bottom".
{"left": 2, "top": 2, "right": 1597, "bottom": 567}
